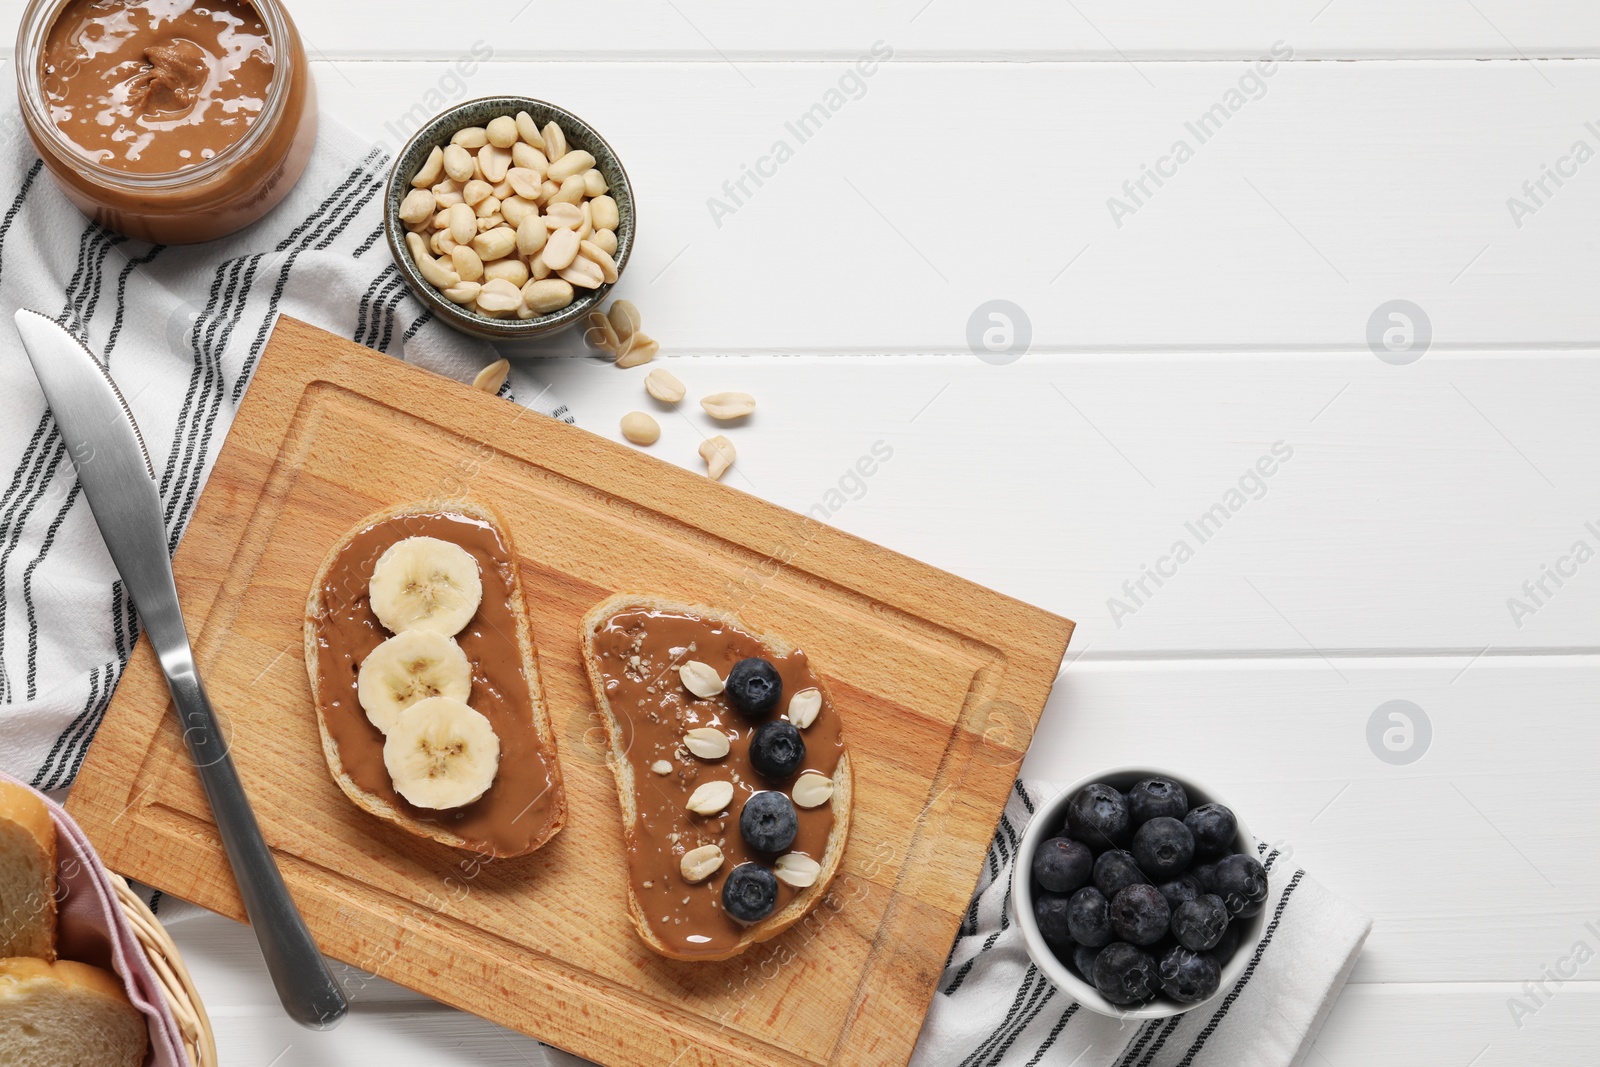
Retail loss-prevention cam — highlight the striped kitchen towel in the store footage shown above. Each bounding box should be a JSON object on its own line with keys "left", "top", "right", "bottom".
{"left": 0, "top": 98, "right": 569, "bottom": 794}
{"left": 911, "top": 781, "right": 1371, "bottom": 1067}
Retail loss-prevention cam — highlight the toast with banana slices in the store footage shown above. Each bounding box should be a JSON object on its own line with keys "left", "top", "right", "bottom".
{"left": 305, "top": 501, "right": 564, "bottom": 857}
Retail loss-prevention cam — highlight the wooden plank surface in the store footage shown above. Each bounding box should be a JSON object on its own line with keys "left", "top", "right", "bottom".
{"left": 64, "top": 317, "right": 1073, "bottom": 1067}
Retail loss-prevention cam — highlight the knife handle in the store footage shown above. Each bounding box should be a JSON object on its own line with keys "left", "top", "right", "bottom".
{"left": 159, "top": 648, "right": 349, "bottom": 1030}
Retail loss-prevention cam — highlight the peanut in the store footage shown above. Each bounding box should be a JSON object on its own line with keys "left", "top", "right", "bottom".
{"left": 686, "top": 780, "right": 733, "bottom": 816}
{"left": 442, "top": 143, "right": 475, "bottom": 182}
{"left": 543, "top": 227, "right": 579, "bottom": 270}
{"left": 451, "top": 245, "right": 484, "bottom": 282}
{"left": 450, "top": 126, "right": 489, "bottom": 149}
{"left": 476, "top": 278, "right": 522, "bottom": 315}
{"left": 516, "top": 215, "right": 547, "bottom": 257}
{"left": 645, "top": 367, "right": 686, "bottom": 404}
{"left": 583, "top": 169, "right": 609, "bottom": 197}
{"left": 411, "top": 145, "right": 444, "bottom": 188}
{"left": 700, "top": 392, "right": 756, "bottom": 420}
{"left": 559, "top": 255, "right": 604, "bottom": 289}
{"left": 541, "top": 120, "right": 567, "bottom": 159}
{"left": 620, "top": 411, "right": 660, "bottom": 445}
{"left": 609, "top": 299, "right": 640, "bottom": 341}
{"left": 521, "top": 278, "right": 575, "bottom": 313}
{"left": 486, "top": 115, "right": 518, "bottom": 149}
{"left": 699, "top": 435, "right": 735, "bottom": 480}
{"left": 472, "top": 225, "right": 517, "bottom": 262}
{"left": 447, "top": 202, "right": 476, "bottom": 245}
{"left": 590, "top": 194, "right": 620, "bottom": 231}
{"left": 398, "top": 188, "right": 435, "bottom": 224}
{"left": 511, "top": 141, "right": 547, "bottom": 175}
{"left": 515, "top": 111, "right": 544, "bottom": 149}
{"left": 473, "top": 357, "right": 510, "bottom": 393}
{"left": 548, "top": 150, "right": 596, "bottom": 183}
{"left": 483, "top": 257, "right": 529, "bottom": 288}
{"left": 680, "top": 844, "right": 724, "bottom": 884}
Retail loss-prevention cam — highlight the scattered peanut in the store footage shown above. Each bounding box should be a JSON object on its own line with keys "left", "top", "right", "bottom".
{"left": 615, "top": 332, "right": 658, "bottom": 368}
{"left": 792, "top": 771, "right": 834, "bottom": 809}
{"left": 787, "top": 688, "right": 823, "bottom": 729}
{"left": 700, "top": 392, "right": 756, "bottom": 420}
{"left": 686, "top": 780, "right": 734, "bottom": 816}
{"left": 700, "top": 435, "right": 736, "bottom": 481}
{"left": 774, "top": 853, "right": 822, "bottom": 888}
{"left": 620, "top": 411, "right": 660, "bottom": 445}
{"left": 399, "top": 113, "right": 623, "bottom": 320}
{"left": 680, "top": 844, "right": 724, "bottom": 884}
{"left": 683, "top": 728, "right": 731, "bottom": 760}
{"left": 585, "top": 310, "right": 620, "bottom": 352}
{"left": 651, "top": 759, "right": 674, "bottom": 775}
{"left": 472, "top": 358, "right": 510, "bottom": 394}
{"left": 608, "top": 299, "right": 640, "bottom": 341}
{"left": 680, "top": 661, "right": 725, "bottom": 698}
{"left": 645, "top": 367, "right": 686, "bottom": 404}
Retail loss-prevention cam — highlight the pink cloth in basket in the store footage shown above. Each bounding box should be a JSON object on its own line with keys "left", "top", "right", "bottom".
{"left": 0, "top": 771, "right": 187, "bottom": 1067}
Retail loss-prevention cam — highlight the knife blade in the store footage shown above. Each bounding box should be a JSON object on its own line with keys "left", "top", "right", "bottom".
{"left": 14, "top": 309, "right": 348, "bottom": 1030}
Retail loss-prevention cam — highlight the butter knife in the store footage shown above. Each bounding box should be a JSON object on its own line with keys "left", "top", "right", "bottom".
{"left": 14, "top": 310, "right": 348, "bottom": 1030}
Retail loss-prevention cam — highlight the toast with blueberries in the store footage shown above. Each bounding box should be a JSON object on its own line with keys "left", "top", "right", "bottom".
{"left": 580, "top": 594, "right": 853, "bottom": 962}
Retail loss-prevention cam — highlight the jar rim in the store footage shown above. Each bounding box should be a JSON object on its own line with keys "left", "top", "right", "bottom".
{"left": 15, "top": 0, "right": 296, "bottom": 190}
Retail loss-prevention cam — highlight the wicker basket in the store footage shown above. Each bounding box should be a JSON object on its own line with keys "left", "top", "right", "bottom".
{"left": 110, "top": 875, "right": 218, "bottom": 1067}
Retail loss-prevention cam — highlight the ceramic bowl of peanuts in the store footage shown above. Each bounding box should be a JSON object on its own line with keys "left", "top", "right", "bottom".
{"left": 384, "top": 96, "right": 635, "bottom": 339}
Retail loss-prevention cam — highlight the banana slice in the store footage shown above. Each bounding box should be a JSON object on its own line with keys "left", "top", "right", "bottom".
{"left": 383, "top": 697, "right": 501, "bottom": 810}
{"left": 357, "top": 630, "right": 473, "bottom": 734}
{"left": 369, "top": 536, "right": 483, "bottom": 636}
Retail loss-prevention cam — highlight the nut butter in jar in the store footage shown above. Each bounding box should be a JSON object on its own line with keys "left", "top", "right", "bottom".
{"left": 16, "top": 0, "right": 317, "bottom": 243}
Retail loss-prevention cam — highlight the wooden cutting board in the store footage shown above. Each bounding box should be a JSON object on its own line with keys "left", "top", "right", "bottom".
{"left": 67, "top": 316, "right": 1074, "bottom": 1067}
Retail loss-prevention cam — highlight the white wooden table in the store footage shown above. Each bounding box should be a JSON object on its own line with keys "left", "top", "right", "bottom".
{"left": 8, "top": 2, "right": 1599, "bottom": 1063}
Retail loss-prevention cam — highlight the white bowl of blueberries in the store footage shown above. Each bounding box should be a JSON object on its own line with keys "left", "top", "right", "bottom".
{"left": 1011, "top": 768, "right": 1270, "bottom": 1018}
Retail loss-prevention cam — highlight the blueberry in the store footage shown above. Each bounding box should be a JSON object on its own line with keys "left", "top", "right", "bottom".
{"left": 1092, "top": 850, "right": 1148, "bottom": 899}
{"left": 1066, "top": 887, "right": 1113, "bottom": 948}
{"left": 1109, "top": 884, "right": 1171, "bottom": 946}
{"left": 1032, "top": 837, "right": 1094, "bottom": 895}
{"left": 721, "top": 863, "right": 779, "bottom": 923}
{"left": 1189, "top": 861, "right": 1220, "bottom": 894}
{"left": 749, "top": 720, "right": 806, "bottom": 780}
{"left": 1132, "top": 817, "right": 1195, "bottom": 879}
{"left": 1212, "top": 854, "right": 1269, "bottom": 917}
{"left": 1071, "top": 943, "right": 1102, "bottom": 980}
{"left": 1065, "top": 783, "right": 1131, "bottom": 851}
{"left": 1092, "top": 943, "right": 1160, "bottom": 1004}
{"left": 726, "top": 658, "right": 782, "bottom": 716}
{"left": 1184, "top": 803, "right": 1238, "bottom": 860}
{"left": 1158, "top": 946, "right": 1221, "bottom": 1004}
{"left": 1126, "top": 776, "right": 1189, "bottom": 824}
{"left": 1033, "top": 891, "right": 1075, "bottom": 946}
{"left": 1171, "top": 894, "right": 1230, "bottom": 952}
{"left": 1156, "top": 874, "right": 1202, "bottom": 912}
{"left": 739, "top": 791, "right": 798, "bottom": 853}
{"left": 1211, "top": 920, "right": 1242, "bottom": 963}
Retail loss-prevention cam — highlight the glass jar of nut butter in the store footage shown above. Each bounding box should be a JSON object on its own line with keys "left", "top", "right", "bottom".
{"left": 16, "top": 0, "right": 317, "bottom": 243}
